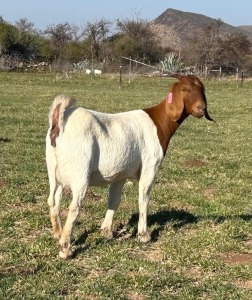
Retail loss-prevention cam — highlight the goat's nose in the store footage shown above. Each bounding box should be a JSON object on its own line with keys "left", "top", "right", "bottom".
{"left": 197, "top": 104, "right": 206, "bottom": 112}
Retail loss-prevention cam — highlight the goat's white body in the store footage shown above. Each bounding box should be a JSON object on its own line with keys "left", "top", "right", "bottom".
{"left": 94, "top": 69, "right": 102, "bottom": 76}
{"left": 46, "top": 95, "right": 163, "bottom": 258}
{"left": 47, "top": 106, "right": 163, "bottom": 186}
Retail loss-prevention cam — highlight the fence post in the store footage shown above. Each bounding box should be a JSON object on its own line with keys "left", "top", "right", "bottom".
{"left": 204, "top": 65, "right": 208, "bottom": 79}
{"left": 119, "top": 65, "right": 122, "bottom": 85}
{"left": 129, "top": 56, "right": 132, "bottom": 84}
{"left": 241, "top": 70, "right": 244, "bottom": 86}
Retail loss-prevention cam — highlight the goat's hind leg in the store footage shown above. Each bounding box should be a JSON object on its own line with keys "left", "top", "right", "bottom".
{"left": 59, "top": 184, "right": 88, "bottom": 259}
{"left": 48, "top": 184, "right": 63, "bottom": 239}
{"left": 46, "top": 152, "right": 63, "bottom": 239}
{"left": 101, "top": 179, "right": 126, "bottom": 239}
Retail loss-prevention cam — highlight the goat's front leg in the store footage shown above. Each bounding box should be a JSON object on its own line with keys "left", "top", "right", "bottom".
{"left": 59, "top": 186, "right": 87, "bottom": 259}
{"left": 101, "top": 179, "right": 126, "bottom": 238}
{"left": 137, "top": 175, "right": 155, "bottom": 243}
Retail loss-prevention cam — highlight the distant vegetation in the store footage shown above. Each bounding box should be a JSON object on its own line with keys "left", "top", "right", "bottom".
{"left": 0, "top": 9, "right": 251, "bottom": 75}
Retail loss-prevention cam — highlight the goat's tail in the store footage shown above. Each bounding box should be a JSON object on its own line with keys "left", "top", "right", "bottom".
{"left": 49, "top": 95, "right": 76, "bottom": 147}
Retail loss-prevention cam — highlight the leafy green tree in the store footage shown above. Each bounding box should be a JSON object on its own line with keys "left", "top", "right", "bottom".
{"left": 84, "top": 19, "right": 111, "bottom": 61}
{"left": 15, "top": 18, "right": 41, "bottom": 58}
{"left": 115, "top": 16, "right": 163, "bottom": 62}
{"left": 0, "top": 21, "right": 18, "bottom": 54}
{"left": 44, "top": 22, "right": 80, "bottom": 61}
{"left": 63, "top": 41, "right": 90, "bottom": 63}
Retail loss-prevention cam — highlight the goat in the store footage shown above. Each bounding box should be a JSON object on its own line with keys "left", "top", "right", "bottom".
{"left": 46, "top": 74, "right": 214, "bottom": 258}
{"left": 85, "top": 69, "right": 91, "bottom": 75}
{"left": 94, "top": 69, "right": 102, "bottom": 76}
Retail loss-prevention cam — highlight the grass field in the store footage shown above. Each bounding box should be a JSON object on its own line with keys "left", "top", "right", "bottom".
{"left": 0, "top": 72, "right": 252, "bottom": 299}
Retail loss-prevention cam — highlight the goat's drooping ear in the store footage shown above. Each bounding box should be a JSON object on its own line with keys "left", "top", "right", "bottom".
{"left": 166, "top": 83, "right": 185, "bottom": 122}
{"left": 205, "top": 110, "right": 215, "bottom": 122}
{"left": 204, "top": 94, "right": 215, "bottom": 122}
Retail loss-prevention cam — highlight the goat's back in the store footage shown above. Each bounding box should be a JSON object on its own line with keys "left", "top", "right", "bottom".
{"left": 47, "top": 99, "right": 164, "bottom": 186}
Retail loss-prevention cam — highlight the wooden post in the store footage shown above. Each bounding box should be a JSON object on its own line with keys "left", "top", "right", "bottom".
{"left": 205, "top": 65, "right": 208, "bottom": 79}
{"left": 119, "top": 65, "right": 122, "bottom": 85}
{"left": 241, "top": 70, "right": 244, "bottom": 86}
{"left": 91, "top": 44, "right": 95, "bottom": 81}
{"left": 236, "top": 68, "right": 239, "bottom": 81}
{"left": 129, "top": 56, "right": 132, "bottom": 84}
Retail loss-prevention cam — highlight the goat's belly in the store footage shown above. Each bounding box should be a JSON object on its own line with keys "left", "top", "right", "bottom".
{"left": 89, "top": 169, "right": 138, "bottom": 186}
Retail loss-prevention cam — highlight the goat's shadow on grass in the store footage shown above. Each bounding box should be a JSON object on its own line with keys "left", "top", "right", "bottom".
{"left": 72, "top": 231, "right": 89, "bottom": 258}
{"left": 71, "top": 212, "right": 252, "bottom": 258}
{"left": 209, "top": 214, "right": 252, "bottom": 224}
{"left": 72, "top": 227, "right": 105, "bottom": 259}
{"left": 72, "top": 209, "right": 198, "bottom": 258}
{"left": 239, "top": 214, "right": 252, "bottom": 221}
{"left": 0, "top": 137, "right": 11, "bottom": 143}
{"left": 128, "top": 209, "right": 199, "bottom": 242}
{"left": 128, "top": 212, "right": 252, "bottom": 241}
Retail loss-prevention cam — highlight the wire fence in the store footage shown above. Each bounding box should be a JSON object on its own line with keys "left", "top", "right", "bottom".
{"left": 0, "top": 54, "right": 248, "bottom": 83}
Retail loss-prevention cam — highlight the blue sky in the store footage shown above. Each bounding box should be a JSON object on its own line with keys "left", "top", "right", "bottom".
{"left": 1, "top": 0, "right": 251, "bottom": 30}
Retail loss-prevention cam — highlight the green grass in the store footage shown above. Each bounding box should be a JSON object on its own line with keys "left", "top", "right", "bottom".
{"left": 0, "top": 72, "right": 252, "bottom": 299}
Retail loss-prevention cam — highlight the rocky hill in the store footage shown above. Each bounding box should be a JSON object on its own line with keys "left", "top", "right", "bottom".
{"left": 150, "top": 9, "right": 252, "bottom": 50}
{"left": 238, "top": 25, "right": 252, "bottom": 33}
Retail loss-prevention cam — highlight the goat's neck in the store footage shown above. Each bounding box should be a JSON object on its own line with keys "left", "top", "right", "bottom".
{"left": 143, "top": 99, "right": 188, "bottom": 156}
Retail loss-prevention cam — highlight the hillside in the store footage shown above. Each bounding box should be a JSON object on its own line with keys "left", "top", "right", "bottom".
{"left": 150, "top": 8, "right": 252, "bottom": 50}
{"left": 238, "top": 25, "right": 252, "bottom": 33}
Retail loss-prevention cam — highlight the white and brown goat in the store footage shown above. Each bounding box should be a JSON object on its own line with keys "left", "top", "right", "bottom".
{"left": 46, "top": 74, "right": 214, "bottom": 258}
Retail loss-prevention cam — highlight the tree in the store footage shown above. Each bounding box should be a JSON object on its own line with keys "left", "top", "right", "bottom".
{"left": 0, "top": 21, "right": 18, "bottom": 54}
{"left": 84, "top": 19, "right": 111, "bottom": 61}
{"left": 220, "top": 32, "right": 251, "bottom": 68}
{"left": 184, "top": 19, "right": 226, "bottom": 67}
{"left": 15, "top": 18, "right": 40, "bottom": 58}
{"left": 115, "top": 15, "right": 163, "bottom": 62}
{"left": 44, "top": 22, "right": 80, "bottom": 60}
{"left": 184, "top": 19, "right": 252, "bottom": 72}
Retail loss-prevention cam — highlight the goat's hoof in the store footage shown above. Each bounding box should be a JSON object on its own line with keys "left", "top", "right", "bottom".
{"left": 59, "top": 242, "right": 72, "bottom": 259}
{"left": 59, "top": 250, "right": 72, "bottom": 259}
{"left": 100, "top": 228, "right": 113, "bottom": 239}
{"left": 53, "top": 231, "right": 61, "bottom": 240}
{"left": 138, "top": 231, "right": 151, "bottom": 243}
{"left": 59, "top": 247, "right": 72, "bottom": 259}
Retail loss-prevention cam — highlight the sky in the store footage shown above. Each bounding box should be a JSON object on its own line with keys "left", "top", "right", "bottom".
{"left": 1, "top": 0, "right": 251, "bottom": 31}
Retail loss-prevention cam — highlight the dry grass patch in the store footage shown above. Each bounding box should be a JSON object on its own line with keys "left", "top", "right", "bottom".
{"left": 182, "top": 159, "right": 208, "bottom": 168}
{"left": 126, "top": 292, "right": 146, "bottom": 300}
{"left": 219, "top": 252, "right": 252, "bottom": 265}
{"left": 235, "top": 280, "right": 252, "bottom": 290}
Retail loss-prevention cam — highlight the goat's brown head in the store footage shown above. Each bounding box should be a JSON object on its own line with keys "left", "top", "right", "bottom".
{"left": 167, "top": 74, "right": 214, "bottom": 122}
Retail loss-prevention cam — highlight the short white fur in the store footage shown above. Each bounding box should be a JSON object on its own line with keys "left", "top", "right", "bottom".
{"left": 46, "top": 95, "right": 164, "bottom": 258}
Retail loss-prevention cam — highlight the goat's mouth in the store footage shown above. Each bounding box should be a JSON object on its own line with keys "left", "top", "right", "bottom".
{"left": 192, "top": 109, "right": 205, "bottom": 118}
{"left": 192, "top": 109, "right": 215, "bottom": 122}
